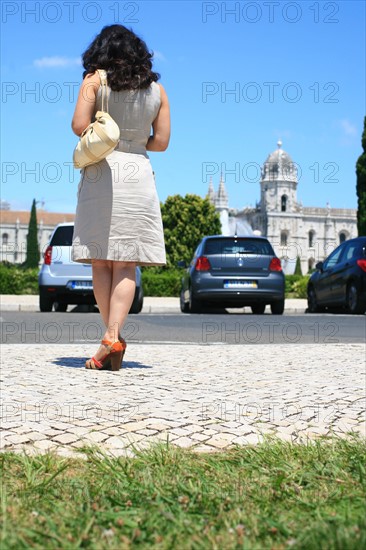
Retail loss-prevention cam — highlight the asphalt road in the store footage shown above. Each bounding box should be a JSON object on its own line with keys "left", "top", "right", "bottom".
{"left": 1, "top": 311, "right": 365, "bottom": 345}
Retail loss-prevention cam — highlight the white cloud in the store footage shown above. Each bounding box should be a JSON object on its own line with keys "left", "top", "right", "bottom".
{"left": 339, "top": 118, "right": 357, "bottom": 136}
{"left": 153, "top": 50, "right": 166, "bottom": 62}
{"left": 33, "top": 56, "right": 82, "bottom": 68}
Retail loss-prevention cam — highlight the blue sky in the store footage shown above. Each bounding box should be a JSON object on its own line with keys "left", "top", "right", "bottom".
{"left": 1, "top": 0, "right": 365, "bottom": 213}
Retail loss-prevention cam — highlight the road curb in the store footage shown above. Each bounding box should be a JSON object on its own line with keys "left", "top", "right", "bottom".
{"left": 0, "top": 296, "right": 308, "bottom": 314}
{"left": 0, "top": 305, "right": 308, "bottom": 314}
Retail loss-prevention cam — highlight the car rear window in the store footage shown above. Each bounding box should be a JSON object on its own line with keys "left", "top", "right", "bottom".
{"left": 203, "top": 238, "right": 274, "bottom": 256}
{"left": 50, "top": 226, "right": 74, "bottom": 246}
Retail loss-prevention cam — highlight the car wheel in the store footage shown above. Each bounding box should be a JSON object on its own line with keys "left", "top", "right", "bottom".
{"left": 271, "top": 300, "right": 285, "bottom": 315}
{"left": 307, "top": 287, "right": 319, "bottom": 313}
{"left": 39, "top": 289, "right": 53, "bottom": 312}
{"left": 251, "top": 304, "right": 266, "bottom": 315}
{"left": 54, "top": 302, "right": 67, "bottom": 312}
{"left": 347, "top": 283, "right": 366, "bottom": 314}
{"left": 189, "top": 290, "right": 202, "bottom": 313}
{"left": 180, "top": 290, "right": 190, "bottom": 313}
{"left": 130, "top": 287, "right": 143, "bottom": 314}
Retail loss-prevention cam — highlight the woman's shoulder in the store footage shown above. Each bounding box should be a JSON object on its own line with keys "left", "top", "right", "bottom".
{"left": 151, "top": 81, "right": 168, "bottom": 99}
{"left": 82, "top": 71, "right": 103, "bottom": 94}
{"left": 155, "top": 82, "right": 168, "bottom": 103}
{"left": 83, "top": 71, "right": 101, "bottom": 83}
{"left": 154, "top": 82, "right": 166, "bottom": 92}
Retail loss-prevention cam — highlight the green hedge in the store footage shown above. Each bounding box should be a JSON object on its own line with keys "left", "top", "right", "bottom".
{"left": 0, "top": 263, "right": 310, "bottom": 299}
{"left": 0, "top": 262, "right": 39, "bottom": 294}
{"left": 141, "top": 268, "right": 182, "bottom": 297}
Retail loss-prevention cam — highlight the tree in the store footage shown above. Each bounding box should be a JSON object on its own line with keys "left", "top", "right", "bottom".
{"left": 160, "top": 194, "right": 222, "bottom": 268}
{"left": 356, "top": 116, "right": 366, "bottom": 235}
{"left": 294, "top": 256, "right": 303, "bottom": 276}
{"left": 24, "top": 199, "right": 40, "bottom": 268}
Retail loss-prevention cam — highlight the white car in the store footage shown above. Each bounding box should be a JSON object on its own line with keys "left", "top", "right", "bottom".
{"left": 38, "top": 223, "right": 143, "bottom": 313}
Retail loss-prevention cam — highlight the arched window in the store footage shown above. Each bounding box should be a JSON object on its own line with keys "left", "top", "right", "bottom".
{"left": 339, "top": 232, "right": 346, "bottom": 244}
{"left": 281, "top": 231, "right": 288, "bottom": 246}
{"left": 281, "top": 195, "right": 287, "bottom": 212}
{"left": 2, "top": 233, "right": 8, "bottom": 245}
{"left": 308, "top": 258, "right": 315, "bottom": 272}
{"left": 308, "top": 230, "right": 315, "bottom": 248}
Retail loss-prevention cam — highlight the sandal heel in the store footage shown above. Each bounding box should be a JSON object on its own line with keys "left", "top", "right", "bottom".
{"left": 110, "top": 350, "right": 122, "bottom": 371}
{"left": 102, "top": 336, "right": 126, "bottom": 369}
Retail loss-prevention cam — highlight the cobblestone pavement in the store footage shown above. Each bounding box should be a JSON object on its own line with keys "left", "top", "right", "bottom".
{"left": 1, "top": 343, "right": 365, "bottom": 458}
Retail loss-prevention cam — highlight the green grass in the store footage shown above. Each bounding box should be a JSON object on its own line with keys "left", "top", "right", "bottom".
{"left": 1, "top": 435, "right": 365, "bottom": 549}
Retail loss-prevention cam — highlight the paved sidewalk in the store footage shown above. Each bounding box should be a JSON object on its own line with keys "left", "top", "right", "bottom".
{"left": 1, "top": 342, "right": 364, "bottom": 458}
{"left": 1, "top": 295, "right": 308, "bottom": 313}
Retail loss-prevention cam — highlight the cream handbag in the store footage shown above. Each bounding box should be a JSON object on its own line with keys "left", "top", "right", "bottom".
{"left": 73, "top": 69, "right": 120, "bottom": 169}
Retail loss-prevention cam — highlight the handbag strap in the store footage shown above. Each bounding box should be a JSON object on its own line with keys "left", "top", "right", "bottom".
{"left": 96, "top": 69, "right": 108, "bottom": 113}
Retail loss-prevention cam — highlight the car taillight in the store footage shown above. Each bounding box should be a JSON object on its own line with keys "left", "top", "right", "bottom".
{"left": 269, "top": 257, "right": 282, "bottom": 271}
{"left": 195, "top": 256, "right": 211, "bottom": 271}
{"left": 44, "top": 245, "right": 52, "bottom": 265}
{"left": 357, "top": 259, "right": 366, "bottom": 272}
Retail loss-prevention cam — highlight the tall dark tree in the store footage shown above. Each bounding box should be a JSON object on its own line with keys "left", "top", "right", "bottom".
{"left": 160, "top": 194, "right": 222, "bottom": 268}
{"left": 294, "top": 256, "right": 303, "bottom": 276}
{"left": 356, "top": 116, "right": 366, "bottom": 235}
{"left": 24, "top": 199, "right": 40, "bottom": 268}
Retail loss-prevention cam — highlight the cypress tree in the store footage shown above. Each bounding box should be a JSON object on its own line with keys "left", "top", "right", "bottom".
{"left": 294, "top": 256, "right": 303, "bottom": 276}
{"left": 356, "top": 116, "right": 366, "bottom": 235}
{"left": 24, "top": 199, "right": 40, "bottom": 268}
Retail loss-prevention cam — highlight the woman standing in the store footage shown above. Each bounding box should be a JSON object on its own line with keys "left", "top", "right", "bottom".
{"left": 71, "top": 25, "right": 170, "bottom": 370}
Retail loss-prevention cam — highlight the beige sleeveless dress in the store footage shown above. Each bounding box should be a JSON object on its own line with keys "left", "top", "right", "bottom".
{"left": 71, "top": 78, "right": 166, "bottom": 266}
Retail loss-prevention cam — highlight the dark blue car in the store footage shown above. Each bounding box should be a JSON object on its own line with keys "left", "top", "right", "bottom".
{"left": 178, "top": 235, "right": 285, "bottom": 314}
{"left": 307, "top": 236, "right": 366, "bottom": 314}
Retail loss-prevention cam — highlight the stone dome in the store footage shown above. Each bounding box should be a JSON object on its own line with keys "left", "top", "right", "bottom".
{"left": 266, "top": 140, "right": 293, "bottom": 166}
{"left": 261, "top": 140, "right": 297, "bottom": 182}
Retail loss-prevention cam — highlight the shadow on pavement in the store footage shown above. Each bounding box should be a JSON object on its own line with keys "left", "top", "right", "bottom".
{"left": 53, "top": 357, "right": 86, "bottom": 368}
{"left": 53, "top": 358, "right": 152, "bottom": 369}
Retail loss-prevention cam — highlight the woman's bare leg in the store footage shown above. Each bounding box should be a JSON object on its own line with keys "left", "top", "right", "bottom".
{"left": 87, "top": 261, "right": 136, "bottom": 366}
{"left": 104, "top": 261, "right": 136, "bottom": 341}
{"left": 91, "top": 259, "right": 113, "bottom": 326}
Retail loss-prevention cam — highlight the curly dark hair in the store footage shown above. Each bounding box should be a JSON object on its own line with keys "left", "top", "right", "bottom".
{"left": 82, "top": 24, "right": 160, "bottom": 91}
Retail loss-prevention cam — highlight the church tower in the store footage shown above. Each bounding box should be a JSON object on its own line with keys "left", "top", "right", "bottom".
{"left": 207, "top": 174, "right": 230, "bottom": 234}
{"left": 215, "top": 174, "right": 229, "bottom": 234}
{"left": 259, "top": 141, "right": 301, "bottom": 272}
{"left": 215, "top": 174, "right": 229, "bottom": 209}
{"left": 260, "top": 140, "right": 298, "bottom": 214}
{"left": 207, "top": 177, "right": 216, "bottom": 204}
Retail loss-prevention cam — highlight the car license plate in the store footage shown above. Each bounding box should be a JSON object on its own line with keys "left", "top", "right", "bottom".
{"left": 68, "top": 280, "right": 93, "bottom": 290}
{"left": 224, "top": 280, "right": 258, "bottom": 289}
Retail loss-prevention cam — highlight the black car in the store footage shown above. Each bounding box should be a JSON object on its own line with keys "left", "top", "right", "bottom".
{"left": 178, "top": 235, "right": 285, "bottom": 314}
{"left": 307, "top": 236, "right": 366, "bottom": 314}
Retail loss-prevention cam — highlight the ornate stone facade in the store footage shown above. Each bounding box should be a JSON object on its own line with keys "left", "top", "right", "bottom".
{"left": 208, "top": 141, "right": 357, "bottom": 274}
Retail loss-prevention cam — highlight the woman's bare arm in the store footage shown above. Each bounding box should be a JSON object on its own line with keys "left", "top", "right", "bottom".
{"left": 146, "top": 84, "right": 171, "bottom": 152}
{"left": 71, "top": 72, "right": 100, "bottom": 136}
